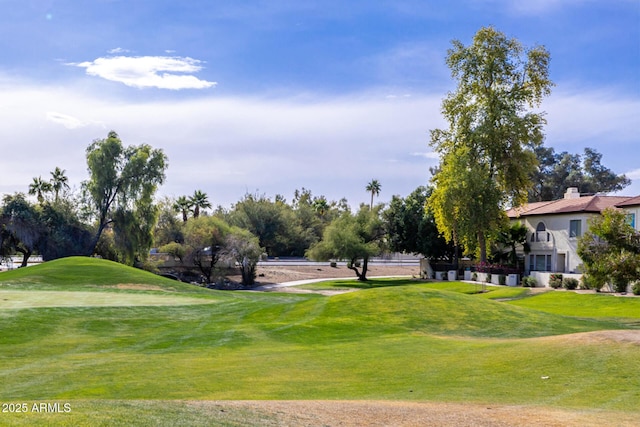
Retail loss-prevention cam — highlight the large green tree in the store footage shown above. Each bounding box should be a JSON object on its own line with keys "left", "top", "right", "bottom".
{"left": 223, "top": 227, "right": 263, "bottom": 286}
{"left": 183, "top": 216, "right": 231, "bottom": 283}
{"left": 529, "top": 146, "right": 630, "bottom": 202}
{"left": 307, "top": 205, "right": 385, "bottom": 281}
{"left": 577, "top": 208, "right": 640, "bottom": 292}
{"left": 84, "top": 131, "right": 167, "bottom": 262}
{"left": 0, "top": 194, "right": 42, "bottom": 266}
{"left": 384, "top": 186, "right": 456, "bottom": 261}
{"left": 429, "top": 26, "right": 553, "bottom": 261}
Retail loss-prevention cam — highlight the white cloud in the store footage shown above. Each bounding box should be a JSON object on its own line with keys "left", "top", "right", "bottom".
{"left": 626, "top": 169, "right": 640, "bottom": 180}
{"left": 72, "top": 56, "right": 217, "bottom": 90}
{"left": 411, "top": 151, "right": 439, "bottom": 160}
{"left": 45, "top": 112, "right": 87, "bottom": 129}
{"left": 108, "top": 47, "right": 130, "bottom": 54}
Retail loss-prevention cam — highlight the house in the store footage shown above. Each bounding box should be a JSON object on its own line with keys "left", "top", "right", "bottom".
{"left": 506, "top": 188, "right": 638, "bottom": 286}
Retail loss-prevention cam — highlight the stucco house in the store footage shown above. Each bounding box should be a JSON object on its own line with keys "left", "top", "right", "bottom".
{"left": 506, "top": 188, "right": 639, "bottom": 286}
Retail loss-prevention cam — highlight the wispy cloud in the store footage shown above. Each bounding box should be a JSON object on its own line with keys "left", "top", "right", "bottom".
{"left": 45, "top": 112, "right": 88, "bottom": 129}
{"left": 411, "top": 151, "right": 439, "bottom": 160}
{"left": 72, "top": 56, "right": 217, "bottom": 90}
{"left": 108, "top": 47, "right": 130, "bottom": 54}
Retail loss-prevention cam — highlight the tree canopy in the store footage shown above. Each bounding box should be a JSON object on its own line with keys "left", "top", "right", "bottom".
{"left": 429, "top": 26, "right": 553, "bottom": 261}
{"left": 529, "top": 146, "right": 630, "bottom": 202}
{"left": 84, "top": 131, "right": 167, "bottom": 263}
{"left": 384, "top": 186, "right": 455, "bottom": 261}
{"left": 307, "top": 205, "right": 385, "bottom": 281}
{"left": 577, "top": 208, "right": 640, "bottom": 292}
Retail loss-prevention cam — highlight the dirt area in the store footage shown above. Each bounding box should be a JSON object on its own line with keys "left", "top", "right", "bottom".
{"left": 250, "top": 264, "right": 420, "bottom": 286}
{"left": 190, "top": 400, "right": 639, "bottom": 426}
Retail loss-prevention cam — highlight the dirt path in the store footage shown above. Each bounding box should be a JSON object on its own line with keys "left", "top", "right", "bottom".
{"left": 189, "top": 400, "right": 639, "bottom": 426}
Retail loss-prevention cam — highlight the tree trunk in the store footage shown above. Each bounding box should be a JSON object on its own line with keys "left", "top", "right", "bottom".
{"left": 478, "top": 230, "right": 487, "bottom": 263}
{"left": 16, "top": 247, "right": 31, "bottom": 267}
{"left": 360, "top": 256, "right": 369, "bottom": 281}
{"left": 347, "top": 257, "right": 368, "bottom": 281}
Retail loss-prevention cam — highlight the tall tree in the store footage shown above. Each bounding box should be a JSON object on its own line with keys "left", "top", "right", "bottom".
{"left": 190, "top": 190, "right": 211, "bottom": 218}
{"left": 366, "top": 179, "right": 382, "bottom": 210}
{"left": 429, "top": 26, "right": 553, "bottom": 261}
{"left": 84, "top": 131, "right": 167, "bottom": 260}
{"left": 28, "top": 176, "right": 52, "bottom": 204}
{"left": 173, "top": 196, "right": 192, "bottom": 222}
{"left": 529, "top": 146, "right": 630, "bottom": 202}
{"left": 50, "top": 167, "right": 70, "bottom": 203}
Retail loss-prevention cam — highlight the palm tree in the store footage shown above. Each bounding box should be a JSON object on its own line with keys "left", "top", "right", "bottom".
{"left": 28, "top": 176, "right": 52, "bottom": 204}
{"left": 313, "top": 197, "right": 329, "bottom": 218}
{"left": 190, "top": 190, "right": 212, "bottom": 219}
{"left": 173, "top": 196, "right": 192, "bottom": 222}
{"left": 50, "top": 167, "right": 69, "bottom": 202}
{"left": 366, "top": 179, "right": 381, "bottom": 209}
{"left": 495, "top": 222, "right": 530, "bottom": 270}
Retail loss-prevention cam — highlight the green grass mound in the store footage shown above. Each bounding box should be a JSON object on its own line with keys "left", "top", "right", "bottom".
{"left": 0, "top": 256, "right": 210, "bottom": 294}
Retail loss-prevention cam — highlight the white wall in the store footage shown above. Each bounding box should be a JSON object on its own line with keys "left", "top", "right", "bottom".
{"left": 518, "top": 213, "right": 597, "bottom": 274}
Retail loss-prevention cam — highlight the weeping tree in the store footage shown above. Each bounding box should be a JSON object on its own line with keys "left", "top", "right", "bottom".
{"left": 429, "top": 26, "right": 553, "bottom": 262}
{"left": 84, "top": 131, "right": 167, "bottom": 264}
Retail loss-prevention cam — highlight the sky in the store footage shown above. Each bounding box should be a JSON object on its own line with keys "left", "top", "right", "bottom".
{"left": 0, "top": 0, "right": 638, "bottom": 210}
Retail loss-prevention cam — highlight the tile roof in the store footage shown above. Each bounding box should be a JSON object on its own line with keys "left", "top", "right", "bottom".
{"left": 616, "top": 195, "right": 640, "bottom": 207}
{"left": 507, "top": 195, "right": 634, "bottom": 218}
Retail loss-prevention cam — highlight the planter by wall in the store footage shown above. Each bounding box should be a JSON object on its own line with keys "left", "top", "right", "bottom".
{"left": 464, "top": 270, "right": 472, "bottom": 281}
{"left": 507, "top": 274, "right": 519, "bottom": 287}
{"left": 435, "top": 271, "right": 446, "bottom": 280}
{"left": 448, "top": 270, "right": 457, "bottom": 281}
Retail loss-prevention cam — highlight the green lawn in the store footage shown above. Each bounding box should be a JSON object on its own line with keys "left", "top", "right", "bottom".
{"left": 0, "top": 258, "right": 638, "bottom": 425}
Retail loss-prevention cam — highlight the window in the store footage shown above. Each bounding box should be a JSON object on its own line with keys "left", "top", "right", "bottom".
{"left": 532, "top": 222, "right": 550, "bottom": 242}
{"left": 529, "top": 254, "right": 552, "bottom": 271}
{"left": 569, "top": 219, "right": 582, "bottom": 238}
{"left": 627, "top": 213, "right": 636, "bottom": 229}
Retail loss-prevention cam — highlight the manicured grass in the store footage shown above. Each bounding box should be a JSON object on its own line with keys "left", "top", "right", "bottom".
{"left": 508, "top": 290, "right": 640, "bottom": 320}
{"left": 300, "top": 278, "right": 533, "bottom": 300}
{"left": 0, "top": 259, "right": 638, "bottom": 425}
{"left": 0, "top": 257, "right": 212, "bottom": 294}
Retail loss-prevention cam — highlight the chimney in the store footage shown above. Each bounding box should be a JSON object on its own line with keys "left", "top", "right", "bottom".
{"left": 564, "top": 187, "right": 580, "bottom": 199}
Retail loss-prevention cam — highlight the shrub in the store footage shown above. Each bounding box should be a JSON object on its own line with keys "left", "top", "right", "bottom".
{"left": 580, "top": 274, "right": 599, "bottom": 291}
{"left": 563, "top": 277, "right": 579, "bottom": 290}
{"left": 486, "top": 273, "right": 492, "bottom": 283}
{"left": 549, "top": 273, "right": 563, "bottom": 289}
{"left": 613, "top": 278, "right": 628, "bottom": 293}
{"left": 471, "top": 272, "right": 478, "bottom": 281}
{"left": 522, "top": 276, "right": 537, "bottom": 287}
{"left": 633, "top": 283, "right": 640, "bottom": 296}
{"left": 498, "top": 275, "right": 506, "bottom": 286}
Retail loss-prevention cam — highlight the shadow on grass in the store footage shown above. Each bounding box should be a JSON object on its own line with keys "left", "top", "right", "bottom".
{"left": 321, "top": 278, "right": 424, "bottom": 290}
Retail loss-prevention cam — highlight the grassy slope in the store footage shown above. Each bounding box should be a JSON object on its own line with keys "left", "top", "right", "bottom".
{"left": 0, "top": 257, "right": 212, "bottom": 294}
{"left": 0, "top": 259, "right": 638, "bottom": 425}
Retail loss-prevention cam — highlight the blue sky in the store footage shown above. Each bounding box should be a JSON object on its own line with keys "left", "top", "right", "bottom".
{"left": 0, "top": 0, "right": 638, "bottom": 209}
